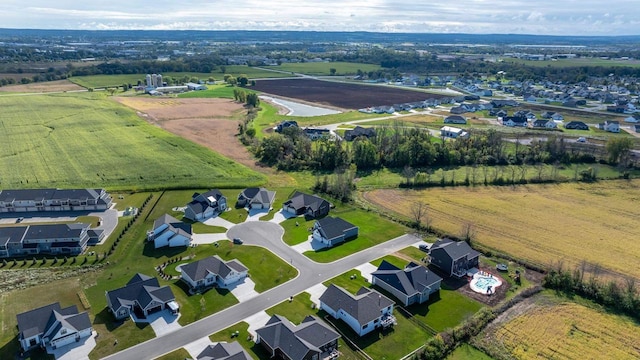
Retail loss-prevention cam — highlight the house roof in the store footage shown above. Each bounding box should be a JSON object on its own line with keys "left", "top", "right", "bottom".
{"left": 315, "top": 216, "right": 357, "bottom": 240}
{"left": 372, "top": 261, "right": 442, "bottom": 297}
{"left": 319, "top": 284, "right": 394, "bottom": 326}
{"left": 0, "top": 188, "right": 108, "bottom": 204}
{"left": 181, "top": 255, "right": 248, "bottom": 282}
{"left": 17, "top": 302, "right": 90, "bottom": 340}
{"left": 0, "top": 226, "right": 28, "bottom": 247}
{"left": 197, "top": 341, "right": 252, "bottom": 360}
{"left": 256, "top": 315, "right": 340, "bottom": 360}
{"left": 429, "top": 238, "right": 481, "bottom": 261}
{"left": 344, "top": 126, "right": 376, "bottom": 140}
{"left": 283, "top": 192, "right": 330, "bottom": 213}
{"left": 153, "top": 213, "right": 192, "bottom": 237}
{"left": 444, "top": 115, "right": 466, "bottom": 122}
{"left": 503, "top": 116, "right": 527, "bottom": 123}
{"left": 106, "top": 274, "right": 175, "bottom": 311}
{"left": 238, "top": 188, "right": 276, "bottom": 208}
{"left": 23, "top": 223, "right": 89, "bottom": 241}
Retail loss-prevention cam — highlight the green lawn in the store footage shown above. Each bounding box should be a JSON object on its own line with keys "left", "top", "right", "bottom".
{"left": 154, "top": 348, "right": 191, "bottom": 360}
{"left": 280, "top": 216, "right": 314, "bottom": 245}
{"left": 303, "top": 206, "right": 408, "bottom": 263}
{"left": 398, "top": 245, "right": 432, "bottom": 263}
{"left": 190, "top": 222, "right": 227, "bottom": 234}
{"left": 323, "top": 270, "right": 370, "bottom": 295}
{"left": 266, "top": 62, "right": 382, "bottom": 76}
{"left": 0, "top": 93, "right": 264, "bottom": 190}
{"left": 447, "top": 344, "right": 494, "bottom": 360}
{"left": 370, "top": 255, "right": 408, "bottom": 269}
{"left": 266, "top": 292, "right": 315, "bottom": 324}
{"left": 209, "top": 322, "right": 262, "bottom": 360}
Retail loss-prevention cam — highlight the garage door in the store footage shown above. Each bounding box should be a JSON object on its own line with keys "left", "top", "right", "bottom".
{"left": 146, "top": 305, "right": 162, "bottom": 315}
{"left": 51, "top": 333, "right": 76, "bottom": 349}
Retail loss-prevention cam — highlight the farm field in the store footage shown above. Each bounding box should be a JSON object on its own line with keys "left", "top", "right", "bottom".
{"left": 363, "top": 180, "right": 640, "bottom": 279}
{"left": 69, "top": 72, "right": 215, "bottom": 89}
{"left": 474, "top": 293, "right": 640, "bottom": 359}
{"left": 250, "top": 78, "right": 451, "bottom": 110}
{"left": 0, "top": 93, "right": 264, "bottom": 190}
{"left": 0, "top": 79, "right": 84, "bottom": 93}
{"left": 504, "top": 57, "right": 640, "bottom": 68}
{"left": 265, "top": 61, "right": 382, "bottom": 76}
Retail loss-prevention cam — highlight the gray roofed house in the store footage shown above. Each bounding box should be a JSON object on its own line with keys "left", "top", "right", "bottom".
{"left": 282, "top": 191, "right": 330, "bottom": 219}
{"left": 184, "top": 190, "right": 227, "bottom": 222}
{"left": 371, "top": 261, "right": 442, "bottom": 306}
{"left": 197, "top": 341, "right": 252, "bottom": 360}
{"left": 312, "top": 216, "right": 358, "bottom": 248}
{"left": 429, "top": 238, "right": 481, "bottom": 278}
{"left": 17, "top": 302, "right": 92, "bottom": 352}
{"left": 0, "top": 188, "right": 112, "bottom": 213}
{"left": 444, "top": 115, "right": 467, "bottom": 124}
{"left": 0, "top": 223, "right": 91, "bottom": 258}
{"left": 255, "top": 314, "right": 340, "bottom": 360}
{"left": 106, "top": 273, "right": 178, "bottom": 320}
{"left": 344, "top": 126, "right": 377, "bottom": 141}
{"left": 148, "top": 214, "right": 192, "bottom": 249}
{"left": 564, "top": 121, "right": 589, "bottom": 130}
{"left": 319, "top": 284, "right": 395, "bottom": 336}
{"left": 180, "top": 255, "right": 249, "bottom": 292}
{"left": 236, "top": 187, "right": 276, "bottom": 210}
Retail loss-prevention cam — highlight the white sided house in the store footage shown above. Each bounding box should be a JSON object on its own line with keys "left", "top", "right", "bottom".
{"left": 312, "top": 216, "right": 358, "bottom": 248}
{"left": 184, "top": 190, "right": 227, "bottom": 222}
{"left": 319, "top": 284, "right": 395, "bottom": 337}
{"left": 180, "top": 255, "right": 248, "bottom": 292}
{"left": 0, "top": 188, "right": 112, "bottom": 213}
{"left": 147, "top": 214, "right": 192, "bottom": 249}
{"left": 440, "top": 126, "right": 469, "bottom": 139}
{"left": 17, "top": 302, "right": 92, "bottom": 352}
{"left": 371, "top": 261, "right": 442, "bottom": 306}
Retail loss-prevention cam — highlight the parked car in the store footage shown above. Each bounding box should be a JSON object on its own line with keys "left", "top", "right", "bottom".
{"left": 418, "top": 244, "right": 429, "bottom": 252}
{"left": 496, "top": 263, "right": 508, "bottom": 272}
{"left": 232, "top": 238, "right": 243, "bottom": 245}
{"left": 15, "top": 217, "right": 24, "bottom": 223}
{"left": 576, "top": 137, "right": 586, "bottom": 143}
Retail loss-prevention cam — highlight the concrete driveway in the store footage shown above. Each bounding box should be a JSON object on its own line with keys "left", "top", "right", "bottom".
{"left": 47, "top": 331, "right": 97, "bottom": 360}
{"left": 191, "top": 233, "right": 228, "bottom": 245}
{"left": 132, "top": 311, "right": 182, "bottom": 337}
{"left": 268, "top": 209, "right": 295, "bottom": 224}
{"left": 184, "top": 337, "right": 214, "bottom": 359}
{"left": 228, "top": 278, "right": 259, "bottom": 302}
{"left": 306, "top": 283, "right": 328, "bottom": 307}
{"left": 355, "top": 263, "right": 378, "bottom": 283}
{"left": 245, "top": 311, "right": 271, "bottom": 337}
{"left": 203, "top": 216, "right": 236, "bottom": 229}
{"left": 226, "top": 221, "right": 285, "bottom": 248}
{"left": 245, "top": 208, "right": 270, "bottom": 222}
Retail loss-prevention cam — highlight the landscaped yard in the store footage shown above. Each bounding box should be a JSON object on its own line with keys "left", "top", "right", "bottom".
{"left": 0, "top": 93, "right": 264, "bottom": 190}
{"left": 266, "top": 292, "right": 315, "bottom": 324}
{"left": 364, "top": 180, "right": 640, "bottom": 279}
{"left": 447, "top": 344, "right": 494, "bottom": 360}
{"left": 154, "top": 348, "right": 191, "bottom": 360}
{"left": 303, "top": 206, "right": 408, "bottom": 263}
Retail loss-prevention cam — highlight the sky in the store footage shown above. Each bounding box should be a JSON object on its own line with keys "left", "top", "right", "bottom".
{"left": 1, "top": 0, "right": 639, "bottom": 36}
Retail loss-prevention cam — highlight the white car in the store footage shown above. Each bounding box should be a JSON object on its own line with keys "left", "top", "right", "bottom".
{"left": 576, "top": 137, "right": 587, "bottom": 143}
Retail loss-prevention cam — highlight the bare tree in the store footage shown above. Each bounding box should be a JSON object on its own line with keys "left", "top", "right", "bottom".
{"left": 410, "top": 201, "right": 430, "bottom": 230}
{"left": 460, "top": 222, "right": 476, "bottom": 244}
{"left": 402, "top": 165, "right": 416, "bottom": 185}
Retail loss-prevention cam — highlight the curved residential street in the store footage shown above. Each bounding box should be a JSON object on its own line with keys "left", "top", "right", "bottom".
{"left": 104, "top": 216, "right": 421, "bottom": 360}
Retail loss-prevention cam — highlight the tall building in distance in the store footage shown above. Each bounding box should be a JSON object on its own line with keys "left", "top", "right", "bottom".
{"left": 146, "top": 74, "right": 164, "bottom": 88}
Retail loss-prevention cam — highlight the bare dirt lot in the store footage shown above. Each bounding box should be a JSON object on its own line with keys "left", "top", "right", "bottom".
{"left": 116, "top": 96, "right": 258, "bottom": 166}
{"left": 0, "top": 79, "right": 85, "bottom": 93}
{"left": 251, "top": 78, "right": 450, "bottom": 109}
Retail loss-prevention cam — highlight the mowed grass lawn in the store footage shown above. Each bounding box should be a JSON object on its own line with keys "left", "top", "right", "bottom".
{"left": 0, "top": 93, "right": 264, "bottom": 190}
{"left": 475, "top": 293, "right": 640, "bottom": 359}
{"left": 365, "top": 180, "right": 640, "bottom": 279}
{"left": 288, "top": 205, "right": 408, "bottom": 263}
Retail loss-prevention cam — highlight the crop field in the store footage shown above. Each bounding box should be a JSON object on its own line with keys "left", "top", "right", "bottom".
{"left": 504, "top": 57, "right": 640, "bottom": 68}
{"left": 69, "top": 72, "right": 215, "bottom": 89}
{"left": 266, "top": 61, "right": 382, "bottom": 76}
{"left": 0, "top": 93, "right": 264, "bottom": 190}
{"left": 213, "top": 65, "right": 291, "bottom": 79}
{"left": 363, "top": 180, "right": 640, "bottom": 279}
{"left": 475, "top": 294, "right": 640, "bottom": 359}
{"left": 250, "top": 78, "right": 451, "bottom": 109}
{"left": 0, "top": 79, "right": 85, "bottom": 93}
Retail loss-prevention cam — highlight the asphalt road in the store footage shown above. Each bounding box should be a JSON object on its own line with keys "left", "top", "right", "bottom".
{"left": 104, "top": 220, "right": 421, "bottom": 360}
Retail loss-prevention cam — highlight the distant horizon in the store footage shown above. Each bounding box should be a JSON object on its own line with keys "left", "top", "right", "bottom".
{"left": 2, "top": 1, "right": 640, "bottom": 36}
{"left": 1, "top": 28, "right": 640, "bottom": 39}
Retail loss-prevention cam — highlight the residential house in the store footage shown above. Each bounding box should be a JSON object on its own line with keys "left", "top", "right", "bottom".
{"left": 371, "top": 261, "right": 442, "bottom": 307}
{"left": 255, "top": 315, "right": 340, "bottom": 360}
{"left": 237, "top": 187, "right": 276, "bottom": 210}
{"left": 551, "top": 113, "right": 565, "bottom": 121}
{"left": 624, "top": 115, "right": 639, "bottom": 123}
{"left": 429, "top": 238, "right": 480, "bottom": 278}
{"left": 180, "top": 255, "right": 248, "bottom": 292}
{"left": 0, "top": 223, "right": 91, "bottom": 258}
{"left": 147, "top": 214, "right": 192, "bottom": 249}
{"left": 275, "top": 120, "right": 298, "bottom": 133}
{"left": 540, "top": 111, "right": 555, "bottom": 119}
{"left": 319, "top": 284, "right": 395, "bottom": 337}
{"left": 562, "top": 100, "right": 578, "bottom": 108}
{"left": 282, "top": 192, "right": 330, "bottom": 219}
{"left": 490, "top": 99, "right": 519, "bottom": 108}
{"left": 197, "top": 342, "right": 252, "bottom": 360}
{"left": 440, "top": 126, "right": 470, "bottom": 139}
{"left": 489, "top": 109, "right": 507, "bottom": 117}
{"left": 184, "top": 190, "right": 227, "bottom": 222}
{"left": 106, "top": 273, "right": 178, "bottom": 320}
{"left": 532, "top": 119, "right": 557, "bottom": 129}
{"left": 312, "top": 216, "right": 358, "bottom": 247}
{"left": 449, "top": 106, "right": 467, "bottom": 115}
{"left": 0, "top": 188, "right": 112, "bottom": 213}
{"left": 344, "top": 126, "right": 376, "bottom": 141}
{"left": 17, "top": 302, "right": 92, "bottom": 352}
{"left": 599, "top": 120, "right": 620, "bottom": 133}
{"left": 303, "top": 128, "right": 331, "bottom": 140}
{"left": 565, "top": 121, "right": 589, "bottom": 130}
{"left": 444, "top": 115, "right": 467, "bottom": 124}
{"left": 501, "top": 116, "right": 528, "bottom": 127}
{"left": 634, "top": 124, "right": 640, "bottom": 133}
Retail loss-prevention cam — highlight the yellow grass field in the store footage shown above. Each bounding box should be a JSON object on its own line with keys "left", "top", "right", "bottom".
{"left": 364, "top": 180, "right": 640, "bottom": 278}
{"left": 491, "top": 301, "right": 640, "bottom": 359}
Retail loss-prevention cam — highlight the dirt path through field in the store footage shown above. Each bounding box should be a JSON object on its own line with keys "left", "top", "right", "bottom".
{"left": 115, "top": 96, "right": 295, "bottom": 186}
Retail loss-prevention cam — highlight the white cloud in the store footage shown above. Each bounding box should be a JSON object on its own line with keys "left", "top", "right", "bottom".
{"left": 0, "top": 0, "right": 638, "bottom": 35}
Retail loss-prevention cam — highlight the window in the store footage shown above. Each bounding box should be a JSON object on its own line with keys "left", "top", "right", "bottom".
{"left": 362, "top": 324, "right": 368, "bottom": 329}
{"left": 61, "top": 329, "right": 67, "bottom": 335}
